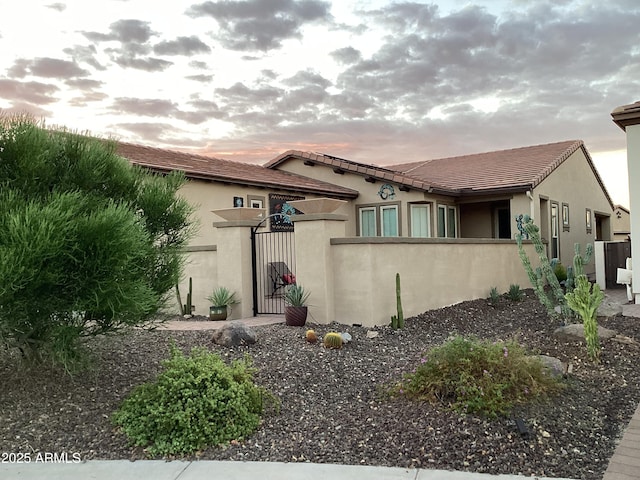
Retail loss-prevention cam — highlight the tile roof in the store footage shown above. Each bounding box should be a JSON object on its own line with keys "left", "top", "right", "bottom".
{"left": 391, "top": 140, "right": 611, "bottom": 199}
{"left": 115, "top": 142, "right": 359, "bottom": 199}
{"left": 265, "top": 150, "right": 452, "bottom": 193}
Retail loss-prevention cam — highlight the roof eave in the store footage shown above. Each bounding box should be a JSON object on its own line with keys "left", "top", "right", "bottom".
{"left": 135, "top": 163, "right": 359, "bottom": 199}
{"left": 611, "top": 102, "right": 640, "bottom": 131}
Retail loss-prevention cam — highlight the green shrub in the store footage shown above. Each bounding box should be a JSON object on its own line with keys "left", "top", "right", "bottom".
{"left": 554, "top": 262, "right": 568, "bottom": 283}
{"left": 112, "top": 345, "right": 277, "bottom": 456}
{"left": 507, "top": 284, "right": 523, "bottom": 302}
{"left": 0, "top": 115, "right": 196, "bottom": 369}
{"left": 392, "top": 336, "right": 563, "bottom": 418}
{"left": 488, "top": 287, "right": 500, "bottom": 306}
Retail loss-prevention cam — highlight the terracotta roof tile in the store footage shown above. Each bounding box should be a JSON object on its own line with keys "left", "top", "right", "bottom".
{"left": 115, "top": 142, "right": 358, "bottom": 199}
{"left": 265, "top": 150, "right": 441, "bottom": 193}
{"left": 392, "top": 140, "right": 584, "bottom": 192}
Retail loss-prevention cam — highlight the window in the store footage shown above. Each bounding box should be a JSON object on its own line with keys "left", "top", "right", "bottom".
{"left": 357, "top": 203, "right": 401, "bottom": 236}
{"left": 247, "top": 195, "right": 264, "bottom": 209}
{"left": 551, "top": 202, "right": 559, "bottom": 259}
{"left": 562, "top": 203, "right": 570, "bottom": 231}
{"left": 447, "top": 206, "right": 457, "bottom": 238}
{"left": 381, "top": 205, "right": 399, "bottom": 237}
{"left": 586, "top": 208, "right": 592, "bottom": 234}
{"left": 437, "top": 204, "right": 457, "bottom": 238}
{"left": 359, "top": 207, "right": 376, "bottom": 236}
{"left": 410, "top": 204, "right": 431, "bottom": 238}
{"left": 437, "top": 205, "right": 446, "bottom": 237}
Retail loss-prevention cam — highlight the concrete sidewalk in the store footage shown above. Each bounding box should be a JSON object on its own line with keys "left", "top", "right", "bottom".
{"left": 0, "top": 460, "right": 579, "bottom": 480}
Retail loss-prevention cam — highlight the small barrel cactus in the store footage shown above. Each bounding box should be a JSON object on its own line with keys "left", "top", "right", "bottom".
{"left": 323, "top": 332, "right": 343, "bottom": 349}
{"left": 305, "top": 329, "right": 317, "bottom": 343}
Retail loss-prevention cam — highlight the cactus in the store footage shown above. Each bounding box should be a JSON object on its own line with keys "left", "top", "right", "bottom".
{"left": 323, "top": 332, "right": 343, "bottom": 349}
{"left": 305, "top": 329, "right": 318, "bottom": 343}
{"left": 565, "top": 275, "right": 604, "bottom": 362}
{"left": 178, "top": 277, "right": 194, "bottom": 315}
{"left": 516, "top": 215, "right": 570, "bottom": 320}
{"left": 391, "top": 273, "right": 405, "bottom": 329}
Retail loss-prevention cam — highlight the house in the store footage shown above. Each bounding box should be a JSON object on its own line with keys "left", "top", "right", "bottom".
{"left": 613, "top": 205, "right": 631, "bottom": 241}
{"left": 612, "top": 100, "right": 640, "bottom": 303}
{"left": 266, "top": 140, "right": 614, "bottom": 275}
{"left": 115, "top": 138, "right": 613, "bottom": 325}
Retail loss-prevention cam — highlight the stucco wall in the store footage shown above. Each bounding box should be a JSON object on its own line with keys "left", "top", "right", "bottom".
{"left": 324, "top": 238, "right": 538, "bottom": 328}
{"left": 174, "top": 247, "right": 218, "bottom": 317}
{"left": 531, "top": 149, "right": 613, "bottom": 274}
{"left": 273, "top": 158, "right": 439, "bottom": 236}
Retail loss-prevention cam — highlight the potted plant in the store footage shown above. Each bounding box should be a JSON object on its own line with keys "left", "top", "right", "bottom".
{"left": 284, "top": 284, "right": 310, "bottom": 326}
{"left": 207, "top": 287, "right": 239, "bottom": 321}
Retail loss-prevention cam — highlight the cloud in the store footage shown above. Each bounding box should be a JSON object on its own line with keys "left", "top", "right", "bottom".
{"left": 111, "top": 97, "right": 179, "bottom": 117}
{"left": 153, "top": 36, "right": 212, "bottom": 55}
{"left": 7, "top": 57, "right": 89, "bottom": 79}
{"left": 63, "top": 45, "right": 106, "bottom": 71}
{"left": 83, "top": 19, "right": 156, "bottom": 43}
{"left": 83, "top": 19, "right": 173, "bottom": 71}
{"left": 46, "top": 3, "right": 66, "bottom": 12}
{"left": 0, "top": 79, "right": 60, "bottom": 104}
{"left": 186, "top": 0, "right": 333, "bottom": 51}
{"left": 330, "top": 47, "right": 361, "bottom": 65}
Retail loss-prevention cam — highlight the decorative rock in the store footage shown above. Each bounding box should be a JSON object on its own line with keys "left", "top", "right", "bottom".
{"left": 553, "top": 323, "right": 617, "bottom": 342}
{"left": 597, "top": 300, "right": 623, "bottom": 318}
{"left": 611, "top": 335, "right": 640, "bottom": 346}
{"left": 340, "top": 332, "right": 352, "bottom": 344}
{"left": 534, "top": 355, "right": 566, "bottom": 377}
{"left": 366, "top": 330, "right": 379, "bottom": 339}
{"left": 211, "top": 323, "right": 257, "bottom": 347}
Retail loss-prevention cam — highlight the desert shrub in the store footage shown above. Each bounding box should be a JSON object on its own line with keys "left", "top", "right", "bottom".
{"left": 554, "top": 262, "right": 568, "bottom": 283}
{"left": 507, "top": 284, "right": 523, "bottom": 302}
{"left": 392, "top": 336, "right": 563, "bottom": 417}
{"left": 0, "top": 115, "right": 195, "bottom": 369}
{"left": 488, "top": 287, "right": 501, "bottom": 306}
{"left": 112, "top": 345, "right": 277, "bottom": 456}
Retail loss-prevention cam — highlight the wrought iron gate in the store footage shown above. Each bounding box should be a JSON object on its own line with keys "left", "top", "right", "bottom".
{"left": 251, "top": 229, "right": 296, "bottom": 315}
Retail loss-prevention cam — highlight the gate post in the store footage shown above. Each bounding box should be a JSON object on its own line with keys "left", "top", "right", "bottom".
{"left": 212, "top": 210, "right": 263, "bottom": 319}
{"left": 291, "top": 213, "right": 347, "bottom": 324}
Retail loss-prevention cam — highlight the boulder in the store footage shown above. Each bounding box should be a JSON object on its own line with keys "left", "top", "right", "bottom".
{"left": 211, "top": 323, "right": 257, "bottom": 347}
{"left": 553, "top": 323, "right": 617, "bottom": 342}
{"left": 534, "top": 355, "right": 566, "bottom": 377}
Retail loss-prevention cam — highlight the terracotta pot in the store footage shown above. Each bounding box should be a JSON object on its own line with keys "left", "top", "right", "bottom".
{"left": 285, "top": 306, "right": 307, "bottom": 326}
{"left": 209, "top": 305, "right": 228, "bottom": 321}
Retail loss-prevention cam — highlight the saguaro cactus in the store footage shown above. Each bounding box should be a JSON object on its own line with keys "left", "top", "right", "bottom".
{"left": 391, "top": 273, "right": 405, "bottom": 329}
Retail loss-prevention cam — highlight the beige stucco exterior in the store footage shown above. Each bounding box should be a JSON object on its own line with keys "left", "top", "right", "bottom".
{"left": 613, "top": 205, "right": 631, "bottom": 241}
{"left": 527, "top": 148, "right": 613, "bottom": 275}
{"left": 170, "top": 143, "right": 612, "bottom": 320}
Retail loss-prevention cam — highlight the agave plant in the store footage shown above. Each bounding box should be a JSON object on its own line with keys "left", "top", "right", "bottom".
{"left": 207, "top": 287, "right": 239, "bottom": 307}
{"left": 284, "top": 284, "right": 310, "bottom": 307}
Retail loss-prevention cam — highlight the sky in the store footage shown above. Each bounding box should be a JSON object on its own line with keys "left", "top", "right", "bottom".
{"left": 1, "top": 0, "right": 638, "bottom": 207}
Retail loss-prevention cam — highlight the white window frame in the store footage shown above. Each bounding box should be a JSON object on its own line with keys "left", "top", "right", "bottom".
{"left": 410, "top": 204, "right": 431, "bottom": 238}
{"left": 437, "top": 204, "right": 457, "bottom": 238}
{"left": 381, "top": 205, "right": 399, "bottom": 237}
{"left": 447, "top": 206, "right": 457, "bottom": 238}
{"left": 359, "top": 206, "right": 377, "bottom": 237}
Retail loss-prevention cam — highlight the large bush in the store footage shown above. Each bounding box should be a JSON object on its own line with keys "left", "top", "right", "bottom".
{"left": 112, "top": 346, "right": 276, "bottom": 456}
{"left": 0, "top": 115, "right": 195, "bottom": 367}
{"left": 393, "top": 336, "right": 564, "bottom": 417}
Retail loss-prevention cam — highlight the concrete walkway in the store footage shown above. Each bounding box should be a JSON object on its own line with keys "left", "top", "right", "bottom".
{"left": 2, "top": 292, "right": 638, "bottom": 480}
{"left": 0, "top": 460, "right": 578, "bottom": 480}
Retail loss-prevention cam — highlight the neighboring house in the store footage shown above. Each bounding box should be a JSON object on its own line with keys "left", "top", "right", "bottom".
{"left": 612, "top": 204, "right": 631, "bottom": 241}
{"left": 266, "top": 140, "right": 614, "bottom": 275}
{"left": 113, "top": 138, "right": 614, "bottom": 322}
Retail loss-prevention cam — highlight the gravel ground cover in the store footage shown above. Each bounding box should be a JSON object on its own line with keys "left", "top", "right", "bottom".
{"left": 1, "top": 290, "right": 639, "bottom": 480}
